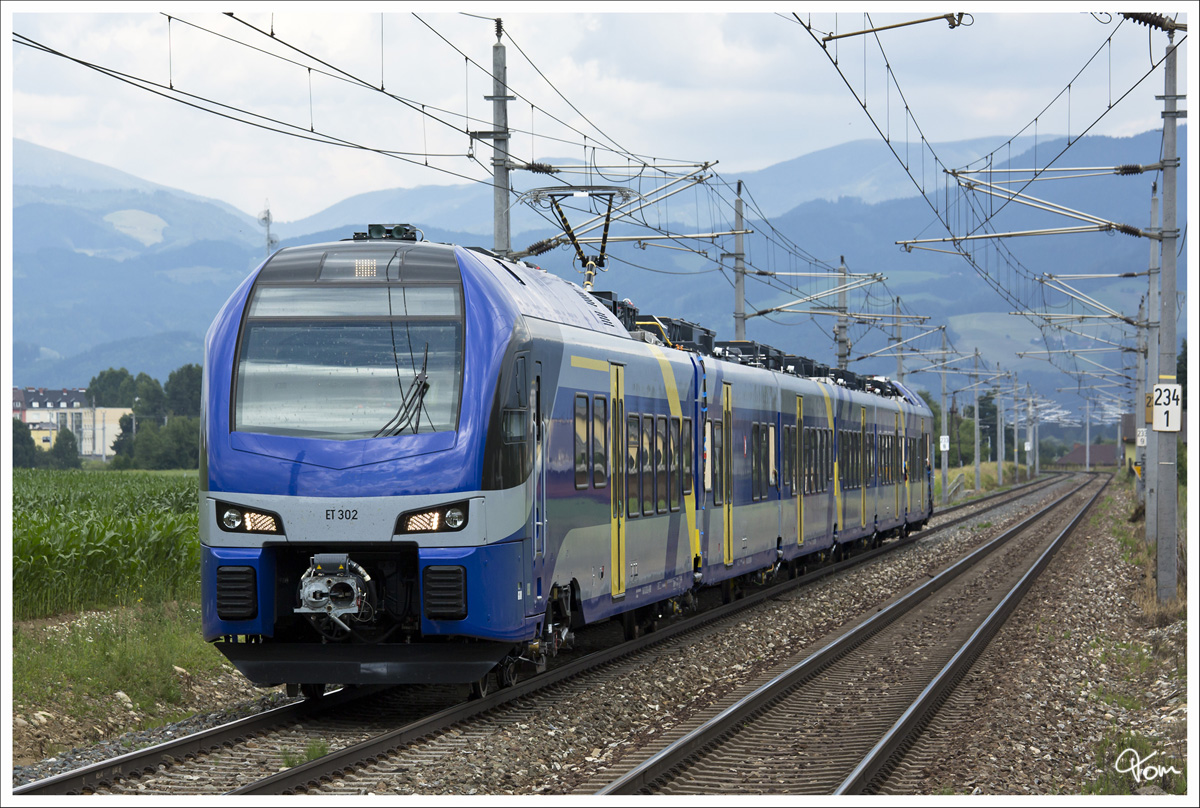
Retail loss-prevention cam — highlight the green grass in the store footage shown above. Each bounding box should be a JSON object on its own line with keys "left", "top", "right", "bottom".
{"left": 281, "top": 739, "right": 330, "bottom": 768}
{"left": 1085, "top": 731, "right": 1187, "bottom": 794}
{"left": 12, "top": 601, "right": 241, "bottom": 755}
{"left": 13, "top": 468, "right": 200, "bottom": 619}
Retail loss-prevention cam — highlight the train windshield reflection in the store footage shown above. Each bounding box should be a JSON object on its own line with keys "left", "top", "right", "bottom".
{"left": 234, "top": 285, "right": 463, "bottom": 439}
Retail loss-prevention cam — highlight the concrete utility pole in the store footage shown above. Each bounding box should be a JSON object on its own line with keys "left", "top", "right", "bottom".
{"left": 1010, "top": 376, "right": 1020, "bottom": 478}
{"left": 997, "top": 380, "right": 1005, "bottom": 487}
{"left": 894, "top": 298, "right": 904, "bottom": 383}
{"left": 1025, "top": 384, "right": 1033, "bottom": 481}
{"left": 973, "top": 350, "right": 981, "bottom": 491}
{"left": 1155, "top": 31, "right": 1180, "bottom": 602}
{"left": 1085, "top": 400, "right": 1091, "bottom": 472}
{"left": 837, "top": 257, "right": 849, "bottom": 370}
{"left": 734, "top": 186, "right": 746, "bottom": 340}
{"left": 1136, "top": 296, "right": 1147, "bottom": 502}
{"left": 490, "top": 20, "right": 512, "bottom": 256}
{"left": 1146, "top": 184, "right": 1160, "bottom": 547}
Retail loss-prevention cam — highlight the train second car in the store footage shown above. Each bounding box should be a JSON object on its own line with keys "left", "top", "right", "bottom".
{"left": 200, "top": 227, "right": 933, "bottom": 692}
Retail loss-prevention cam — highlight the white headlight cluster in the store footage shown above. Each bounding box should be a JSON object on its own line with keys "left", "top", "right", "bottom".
{"left": 397, "top": 502, "right": 469, "bottom": 534}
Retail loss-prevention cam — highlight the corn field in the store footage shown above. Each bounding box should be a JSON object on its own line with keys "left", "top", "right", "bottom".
{"left": 13, "top": 469, "right": 200, "bottom": 620}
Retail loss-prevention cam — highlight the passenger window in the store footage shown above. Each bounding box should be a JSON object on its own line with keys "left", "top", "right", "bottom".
{"left": 642, "top": 415, "right": 655, "bottom": 516}
{"left": 682, "top": 417, "right": 693, "bottom": 496}
{"left": 656, "top": 416, "right": 668, "bottom": 513}
{"left": 626, "top": 414, "right": 640, "bottom": 518}
{"left": 669, "top": 417, "right": 681, "bottom": 511}
{"left": 751, "top": 423, "right": 761, "bottom": 501}
{"left": 712, "top": 422, "right": 724, "bottom": 506}
{"left": 574, "top": 395, "right": 589, "bottom": 489}
{"left": 593, "top": 396, "right": 608, "bottom": 488}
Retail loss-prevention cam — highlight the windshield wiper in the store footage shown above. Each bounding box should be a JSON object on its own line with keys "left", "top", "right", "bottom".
{"left": 374, "top": 344, "right": 430, "bottom": 438}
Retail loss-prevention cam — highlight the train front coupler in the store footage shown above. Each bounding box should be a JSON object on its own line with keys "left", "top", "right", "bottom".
{"left": 295, "top": 553, "right": 378, "bottom": 638}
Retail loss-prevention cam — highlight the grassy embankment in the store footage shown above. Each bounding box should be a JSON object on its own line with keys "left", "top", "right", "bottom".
{"left": 12, "top": 469, "right": 239, "bottom": 742}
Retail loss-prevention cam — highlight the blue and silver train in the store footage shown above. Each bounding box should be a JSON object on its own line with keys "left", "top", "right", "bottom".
{"left": 200, "top": 226, "right": 934, "bottom": 695}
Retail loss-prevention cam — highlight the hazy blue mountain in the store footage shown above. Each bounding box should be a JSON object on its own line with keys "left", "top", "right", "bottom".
{"left": 11, "top": 130, "right": 1185, "bottom": 408}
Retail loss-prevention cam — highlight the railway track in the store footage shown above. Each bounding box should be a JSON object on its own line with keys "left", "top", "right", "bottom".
{"left": 14, "top": 474, "right": 1073, "bottom": 796}
{"left": 589, "top": 474, "right": 1107, "bottom": 795}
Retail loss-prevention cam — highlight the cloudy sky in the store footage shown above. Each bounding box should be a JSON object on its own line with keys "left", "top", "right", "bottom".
{"left": 6, "top": 5, "right": 1189, "bottom": 223}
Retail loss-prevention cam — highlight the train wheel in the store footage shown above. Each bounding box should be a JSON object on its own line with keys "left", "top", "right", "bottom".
{"left": 498, "top": 656, "right": 520, "bottom": 689}
{"left": 470, "top": 672, "right": 493, "bottom": 700}
{"left": 300, "top": 683, "right": 326, "bottom": 700}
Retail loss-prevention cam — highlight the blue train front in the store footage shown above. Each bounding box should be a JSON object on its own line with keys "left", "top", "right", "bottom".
{"left": 200, "top": 227, "right": 611, "bottom": 690}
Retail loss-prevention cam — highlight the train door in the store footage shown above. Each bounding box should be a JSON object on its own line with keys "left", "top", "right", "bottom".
{"left": 722, "top": 382, "right": 733, "bottom": 566}
{"left": 609, "top": 364, "right": 626, "bottom": 598}
{"left": 795, "top": 395, "right": 804, "bottom": 547}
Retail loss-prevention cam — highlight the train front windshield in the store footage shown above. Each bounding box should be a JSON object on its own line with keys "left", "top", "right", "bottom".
{"left": 233, "top": 283, "right": 464, "bottom": 440}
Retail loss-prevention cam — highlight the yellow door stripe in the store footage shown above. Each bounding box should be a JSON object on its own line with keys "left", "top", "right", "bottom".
{"left": 646, "top": 344, "right": 701, "bottom": 567}
{"left": 572, "top": 355, "right": 610, "bottom": 373}
{"left": 609, "top": 364, "right": 625, "bottom": 598}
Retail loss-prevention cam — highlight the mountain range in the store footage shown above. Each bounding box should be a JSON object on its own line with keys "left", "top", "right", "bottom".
{"left": 10, "top": 131, "right": 1187, "bottom": 415}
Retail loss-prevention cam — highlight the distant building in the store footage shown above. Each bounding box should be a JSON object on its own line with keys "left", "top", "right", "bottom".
{"left": 12, "top": 387, "right": 130, "bottom": 461}
{"left": 1053, "top": 442, "right": 1121, "bottom": 469}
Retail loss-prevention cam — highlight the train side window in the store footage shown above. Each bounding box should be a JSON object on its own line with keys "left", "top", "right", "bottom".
{"left": 825, "top": 429, "right": 832, "bottom": 492}
{"left": 748, "top": 422, "right": 758, "bottom": 497}
{"left": 593, "top": 396, "right": 608, "bottom": 488}
{"left": 802, "top": 426, "right": 810, "bottom": 494}
{"left": 656, "top": 415, "right": 668, "bottom": 513}
{"left": 642, "top": 415, "right": 655, "bottom": 517}
{"left": 669, "top": 417, "right": 681, "bottom": 511}
{"left": 782, "top": 426, "right": 791, "bottom": 492}
{"left": 769, "top": 424, "right": 777, "bottom": 491}
{"left": 626, "top": 414, "right": 640, "bottom": 518}
{"left": 574, "top": 394, "right": 589, "bottom": 489}
{"left": 712, "top": 422, "right": 724, "bottom": 506}
{"left": 703, "top": 419, "right": 711, "bottom": 495}
{"left": 682, "top": 417, "right": 693, "bottom": 496}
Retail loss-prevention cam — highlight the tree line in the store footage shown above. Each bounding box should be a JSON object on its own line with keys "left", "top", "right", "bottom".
{"left": 12, "top": 364, "right": 202, "bottom": 470}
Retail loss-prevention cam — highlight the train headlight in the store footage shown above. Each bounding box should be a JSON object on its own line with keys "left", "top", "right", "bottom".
{"left": 397, "top": 501, "right": 469, "bottom": 534}
{"left": 216, "top": 502, "right": 284, "bottom": 534}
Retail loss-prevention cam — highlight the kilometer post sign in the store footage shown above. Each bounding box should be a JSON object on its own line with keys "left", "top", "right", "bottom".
{"left": 1151, "top": 384, "right": 1182, "bottom": 432}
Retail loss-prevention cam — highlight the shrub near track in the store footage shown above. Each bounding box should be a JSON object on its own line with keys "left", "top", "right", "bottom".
{"left": 13, "top": 469, "right": 200, "bottom": 620}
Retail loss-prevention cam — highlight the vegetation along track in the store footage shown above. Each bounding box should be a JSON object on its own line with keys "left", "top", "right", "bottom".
{"left": 14, "top": 474, "right": 1073, "bottom": 796}
{"left": 591, "top": 474, "right": 1107, "bottom": 795}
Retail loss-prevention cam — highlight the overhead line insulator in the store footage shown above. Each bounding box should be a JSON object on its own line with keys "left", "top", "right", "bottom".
{"left": 525, "top": 238, "right": 556, "bottom": 256}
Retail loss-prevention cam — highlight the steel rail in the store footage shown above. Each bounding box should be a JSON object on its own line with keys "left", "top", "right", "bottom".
{"left": 12, "top": 686, "right": 374, "bottom": 795}
{"left": 594, "top": 474, "right": 1096, "bottom": 794}
{"left": 836, "top": 475, "right": 1109, "bottom": 794}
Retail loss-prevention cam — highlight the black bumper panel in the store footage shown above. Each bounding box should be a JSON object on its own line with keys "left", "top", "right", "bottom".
{"left": 216, "top": 640, "right": 512, "bottom": 686}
